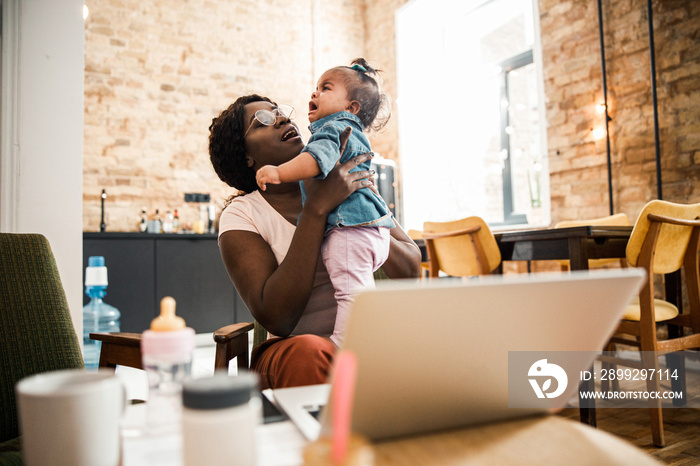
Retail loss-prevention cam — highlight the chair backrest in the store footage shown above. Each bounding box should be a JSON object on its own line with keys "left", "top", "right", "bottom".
{"left": 422, "top": 217, "right": 501, "bottom": 277}
{"left": 407, "top": 229, "right": 423, "bottom": 241}
{"left": 0, "top": 234, "right": 84, "bottom": 443}
{"left": 626, "top": 200, "right": 700, "bottom": 274}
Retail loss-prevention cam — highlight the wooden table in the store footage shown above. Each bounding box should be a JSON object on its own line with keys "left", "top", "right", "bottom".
{"left": 371, "top": 415, "right": 660, "bottom": 465}
{"left": 494, "top": 225, "right": 633, "bottom": 271}
{"left": 416, "top": 225, "right": 633, "bottom": 271}
{"left": 258, "top": 415, "right": 660, "bottom": 465}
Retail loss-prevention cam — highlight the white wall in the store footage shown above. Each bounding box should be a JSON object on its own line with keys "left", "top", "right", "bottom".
{"left": 1, "top": 0, "right": 84, "bottom": 335}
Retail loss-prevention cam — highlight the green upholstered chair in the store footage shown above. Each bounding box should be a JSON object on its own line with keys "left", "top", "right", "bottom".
{"left": 0, "top": 233, "right": 85, "bottom": 465}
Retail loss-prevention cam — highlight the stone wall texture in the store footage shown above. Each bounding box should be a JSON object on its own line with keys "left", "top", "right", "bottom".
{"left": 84, "top": 0, "right": 699, "bottom": 232}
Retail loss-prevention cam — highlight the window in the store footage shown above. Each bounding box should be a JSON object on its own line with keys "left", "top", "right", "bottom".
{"left": 396, "top": 0, "right": 549, "bottom": 231}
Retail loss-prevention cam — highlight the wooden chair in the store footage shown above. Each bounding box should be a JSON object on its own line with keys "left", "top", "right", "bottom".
{"left": 422, "top": 217, "right": 501, "bottom": 278}
{"left": 554, "top": 213, "right": 631, "bottom": 271}
{"left": 91, "top": 322, "right": 255, "bottom": 373}
{"left": 602, "top": 200, "right": 700, "bottom": 447}
{"left": 0, "top": 234, "right": 87, "bottom": 463}
{"left": 213, "top": 322, "right": 258, "bottom": 371}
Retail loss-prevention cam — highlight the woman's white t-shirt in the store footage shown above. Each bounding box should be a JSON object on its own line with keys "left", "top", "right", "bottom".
{"left": 218, "top": 191, "right": 337, "bottom": 337}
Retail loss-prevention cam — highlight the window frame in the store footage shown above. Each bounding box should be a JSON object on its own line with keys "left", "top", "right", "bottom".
{"left": 496, "top": 49, "right": 534, "bottom": 226}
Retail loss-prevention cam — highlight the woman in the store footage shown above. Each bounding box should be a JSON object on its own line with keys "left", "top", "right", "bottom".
{"left": 209, "top": 94, "right": 421, "bottom": 389}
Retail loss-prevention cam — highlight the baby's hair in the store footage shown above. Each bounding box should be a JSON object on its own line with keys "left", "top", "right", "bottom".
{"left": 334, "top": 58, "right": 391, "bottom": 132}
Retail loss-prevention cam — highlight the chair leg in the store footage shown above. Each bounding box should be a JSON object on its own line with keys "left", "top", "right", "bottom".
{"left": 649, "top": 407, "right": 665, "bottom": 448}
{"left": 578, "top": 371, "right": 597, "bottom": 427}
{"left": 237, "top": 344, "right": 250, "bottom": 371}
{"left": 214, "top": 337, "right": 250, "bottom": 373}
{"left": 214, "top": 343, "right": 230, "bottom": 371}
{"left": 667, "top": 324, "right": 687, "bottom": 407}
{"left": 601, "top": 342, "right": 619, "bottom": 393}
{"left": 642, "top": 351, "right": 665, "bottom": 447}
{"left": 213, "top": 323, "right": 254, "bottom": 372}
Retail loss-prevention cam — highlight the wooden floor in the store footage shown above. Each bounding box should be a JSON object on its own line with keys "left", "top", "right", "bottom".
{"left": 549, "top": 347, "right": 700, "bottom": 464}
{"left": 557, "top": 407, "right": 700, "bottom": 464}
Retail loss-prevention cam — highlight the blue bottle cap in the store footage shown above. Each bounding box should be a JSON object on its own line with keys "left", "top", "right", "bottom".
{"left": 88, "top": 256, "right": 105, "bottom": 267}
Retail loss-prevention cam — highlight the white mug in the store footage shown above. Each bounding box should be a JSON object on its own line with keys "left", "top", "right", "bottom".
{"left": 16, "top": 369, "right": 125, "bottom": 466}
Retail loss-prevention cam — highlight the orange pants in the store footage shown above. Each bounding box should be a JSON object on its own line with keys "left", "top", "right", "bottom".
{"left": 250, "top": 334, "right": 335, "bottom": 390}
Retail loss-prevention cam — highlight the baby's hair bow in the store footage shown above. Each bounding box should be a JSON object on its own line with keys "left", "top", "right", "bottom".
{"left": 351, "top": 64, "right": 367, "bottom": 72}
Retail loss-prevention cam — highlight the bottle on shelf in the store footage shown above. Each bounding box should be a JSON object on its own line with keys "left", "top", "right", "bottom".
{"left": 173, "top": 209, "right": 180, "bottom": 233}
{"left": 141, "top": 297, "right": 195, "bottom": 435}
{"left": 193, "top": 205, "right": 207, "bottom": 234}
{"left": 148, "top": 209, "right": 163, "bottom": 234}
{"left": 163, "top": 210, "right": 174, "bottom": 233}
{"left": 82, "top": 256, "right": 121, "bottom": 371}
{"left": 207, "top": 202, "right": 216, "bottom": 234}
{"left": 139, "top": 209, "right": 148, "bottom": 233}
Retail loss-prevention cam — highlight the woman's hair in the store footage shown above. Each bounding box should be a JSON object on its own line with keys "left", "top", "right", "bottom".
{"left": 335, "top": 58, "right": 392, "bottom": 132}
{"left": 209, "top": 94, "right": 273, "bottom": 195}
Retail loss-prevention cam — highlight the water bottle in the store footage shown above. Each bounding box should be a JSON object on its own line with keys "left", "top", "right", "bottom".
{"left": 82, "top": 256, "right": 121, "bottom": 371}
{"left": 163, "top": 210, "right": 174, "bottom": 233}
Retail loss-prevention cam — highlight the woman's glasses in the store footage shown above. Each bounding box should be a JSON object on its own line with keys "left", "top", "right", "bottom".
{"left": 244, "top": 105, "right": 295, "bottom": 138}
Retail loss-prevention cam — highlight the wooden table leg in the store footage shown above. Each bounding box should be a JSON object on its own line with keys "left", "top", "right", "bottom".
{"left": 578, "top": 369, "right": 597, "bottom": 427}
{"left": 567, "top": 239, "right": 597, "bottom": 426}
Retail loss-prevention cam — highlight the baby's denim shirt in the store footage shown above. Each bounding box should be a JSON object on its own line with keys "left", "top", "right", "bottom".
{"left": 300, "top": 111, "right": 394, "bottom": 231}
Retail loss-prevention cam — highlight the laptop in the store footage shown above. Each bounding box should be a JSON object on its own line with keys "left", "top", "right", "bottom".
{"left": 269, "top": 268, "right": 645, "bottom": 441}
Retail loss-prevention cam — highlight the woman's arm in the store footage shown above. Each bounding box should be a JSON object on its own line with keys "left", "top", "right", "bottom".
{"left": 382, "top": 220, "right": 422, "bottom": 280}
{"left": 219, "top": 213, "right": 326, "bottom": 336}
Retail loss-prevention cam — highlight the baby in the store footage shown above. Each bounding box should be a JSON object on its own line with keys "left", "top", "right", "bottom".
{"left": 256, "top": 58, "right": 394, "bottom": 347}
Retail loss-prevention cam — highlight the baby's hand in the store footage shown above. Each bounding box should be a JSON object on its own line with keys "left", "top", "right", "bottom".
{"left": 256, "top": 165, "right": 281, "bottom": 190}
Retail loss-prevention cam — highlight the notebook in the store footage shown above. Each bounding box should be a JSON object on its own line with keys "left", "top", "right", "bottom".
{"left": 269, "top": 268, "right": 645, "bottom": 441}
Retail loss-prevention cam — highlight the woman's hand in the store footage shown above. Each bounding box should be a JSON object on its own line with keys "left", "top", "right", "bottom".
{"left": 303, "top": 127, "right": 375, "bottom": 217}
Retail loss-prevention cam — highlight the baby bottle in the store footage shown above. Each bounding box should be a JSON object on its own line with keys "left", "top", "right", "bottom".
{"left": 141, "top": 296, "right": 195, "bottom": 435}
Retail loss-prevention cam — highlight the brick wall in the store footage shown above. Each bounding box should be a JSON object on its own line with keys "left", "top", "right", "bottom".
{"left": 84, "top": 0, "right": 365, "bottom": 231}
{"left": 540, "top": 0, "right": 700, "bottom": 225}
{"left": 84, "top": 0, "right": 699, "bottom": 232}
